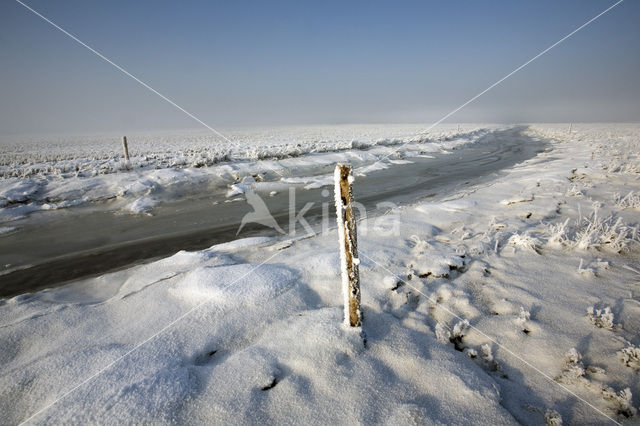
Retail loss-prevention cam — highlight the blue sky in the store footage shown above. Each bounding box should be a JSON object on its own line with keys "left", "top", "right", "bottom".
{"left": 1, "top": 0, "right": 638, "bottom": 136}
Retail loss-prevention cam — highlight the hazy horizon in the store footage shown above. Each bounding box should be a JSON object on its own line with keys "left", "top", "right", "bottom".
{"left": 1, "top": 0, "right": 639, "bottom": 138}
{"left": 4, "top": 121, "right": 640, "bottom": 142}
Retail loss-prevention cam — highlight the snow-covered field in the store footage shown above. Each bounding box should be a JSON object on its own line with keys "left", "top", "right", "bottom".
{"left": 1, "top": 123, "right": 640, "bottom": 424}
{"left": 0, "top": 124, "right": 491, "bottom": 218}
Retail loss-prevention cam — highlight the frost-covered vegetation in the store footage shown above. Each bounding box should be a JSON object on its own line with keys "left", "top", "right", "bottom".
{"left": 587, "top": 305, "right": 618, "bottom": 330}
{"left": 1, "top": 124, "right": 639, "bottom": 424}
{"left": 546, "top": 207, "right": 638, "bottom": 252}
{"left": 0, "top": 125, "right": 492, "bottom": 220}
{"left": 615, "top": 191, "right": 640, "bottom": 209}
{"left": 0, "top": 125, "right": 489, "bottom": 179}
{"left": 619, "top": 345, "right": 640, "bottom": 371}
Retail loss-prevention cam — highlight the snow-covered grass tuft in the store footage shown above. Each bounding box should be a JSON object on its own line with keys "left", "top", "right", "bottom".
{"left": 566, "top": 184, "right": 584, "bottom": 197}
{"left": 573, "top": 209, "right": 636, "bottom": 251}
{"left": 547, "top": 218, "right": 571, "bottom": 247}
{"left": 587, "top": 306, "right": 618, "bottom": 330}
{"left": 606, "top": 158, "right": 640, "bottom": 175}
{"left": 435, "top": 319, "right": 470, "bottom": 352}
{"left": 577, "top": 259, "right": 596, "bottom": 278}
{"left": 601, "top": 387, "right": 637, "bottom": 418}
{"left": 465, "top": 344, "right": 498, "bottom": 372}
{"left": 618, "top": 345, "right": 640, "bottom": 371}
{"left": 544, "top": 409, "right": 563, "bottom": 426}
{"left": 477, "top": 344, "right": 498, "bottom": 372}
{"left": 600, "top": 136, "right": 640, "bottom": 175}
{"left": 614, "top": 191, "right": 640, "bottom": 209}
{"left": 515, "top": 307, "right": 532, "bottom": 333}
{"left": 452, "top": 320, "right": 469, "bottom": 340}
{"left": 561, "top": 348, "right": 585, "bottom": 380}
{"left": 507, "top": 232, "right": 542, "bottom": 253}
{"left": 546, "top": 207, "right": 638, "bottom": 252}
{"left": 516, "top": 307, "right": 531, "bottom": 325}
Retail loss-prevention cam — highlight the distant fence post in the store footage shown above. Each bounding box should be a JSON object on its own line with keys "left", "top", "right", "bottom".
{"left": 334, "top": 164, "right": 362, "bottom": 327}
{"left": 568, "top": 123, "right": 572, "bottom": 134}
{"left": 122, "top": 136, "right": 130, "bottom": 162}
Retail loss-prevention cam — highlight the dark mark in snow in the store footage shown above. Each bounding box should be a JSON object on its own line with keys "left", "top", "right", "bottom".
{"left": 261, "top": 377, "right": 279, "bottom": 391}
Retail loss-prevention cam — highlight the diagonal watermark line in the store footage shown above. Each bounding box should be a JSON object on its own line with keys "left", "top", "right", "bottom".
{"left": 421, "top": 0, "right": 624, "bottom": 135}
{"left": 15, "top": 0, "right": 287, "bottom": 178}
{"left": 358, "top": 250, "right": 620, "bottom": 425}
{"left": 14, "top": 0, "right": 232, "bottom": 143}
{"left": 18, "top": 249, "right": 284, "bottom": 425}
{"left": 379, "top": 0, "right": 624, "bottom": 161}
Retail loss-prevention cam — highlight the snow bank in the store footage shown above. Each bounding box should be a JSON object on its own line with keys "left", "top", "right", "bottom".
{"left": 0, "top": 125, "right": 493, "bottom": 220}
{"left": 171, "top": 263, "right": 298, "bottom": 306}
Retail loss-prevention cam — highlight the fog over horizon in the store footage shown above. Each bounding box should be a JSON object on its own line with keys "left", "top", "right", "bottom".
{"left": 1, "top": 0, "right": 639, "bottom": 138}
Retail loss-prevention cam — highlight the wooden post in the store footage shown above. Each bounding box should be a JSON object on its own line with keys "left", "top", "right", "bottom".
{"left": 568, "top": 123, "right": 572, "bottom": 134}
{"left": 334, "top": 164, "right": 361, "bottom": 327}
{"left": 122, "top": 136, "right": 130, "bottom": 162}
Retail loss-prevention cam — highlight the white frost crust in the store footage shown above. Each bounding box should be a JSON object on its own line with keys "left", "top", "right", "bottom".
{"left": 334, "top": 165, "right": 352, "bottom": 325}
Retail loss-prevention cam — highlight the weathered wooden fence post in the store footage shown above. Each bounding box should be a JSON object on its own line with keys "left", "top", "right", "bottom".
{"left": 334, "top": 164, "right": 362, "bottom": 327}
{"left": 122, "top": 136, "right": 130, "bottom": 162}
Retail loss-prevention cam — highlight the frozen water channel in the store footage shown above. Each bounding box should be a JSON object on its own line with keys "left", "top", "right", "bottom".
{"left": 0, "top": 127, "right": 545, "bottom": 296}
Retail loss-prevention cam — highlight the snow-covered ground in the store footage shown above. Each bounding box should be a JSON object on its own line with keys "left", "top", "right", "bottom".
{"left": 0, "top": 124, "right": 491, "bottom": 219}
{"left": 1, "top": 123, "right": 640, "bottom": 424}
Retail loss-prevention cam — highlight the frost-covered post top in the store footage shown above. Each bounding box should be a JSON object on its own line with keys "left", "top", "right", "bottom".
{"left": 334, "top": 164, "right": 361, "bottom": 327}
